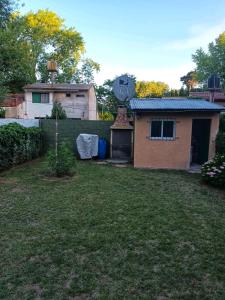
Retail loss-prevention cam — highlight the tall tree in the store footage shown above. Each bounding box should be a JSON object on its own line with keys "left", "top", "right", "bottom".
{"left": 193, "top": 32, "right": 225, "bottom": 88}
{"left": 0, "top": 8, "right": 99, "bottom": 99}
{"left": 136, "top": 81, "right": 169, "bottom": 98}
{"left": 0, "top": 0, "right": 18, "bottom": 28}
{"left": 23, "top": 9, "right": 85, "bottom": 83}
{"left": 0, "top": 13, "right": 35, "bottom": 99}
{"left": 180, "top": 71, "right": 198, "bottom": 92}
{"left": 73, "top": 58, "right": 100, "bottom": 84}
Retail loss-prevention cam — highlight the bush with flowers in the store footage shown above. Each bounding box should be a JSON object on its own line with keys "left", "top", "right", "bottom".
{"left": 201, "top": 154, "right": 225, "bottom": 188}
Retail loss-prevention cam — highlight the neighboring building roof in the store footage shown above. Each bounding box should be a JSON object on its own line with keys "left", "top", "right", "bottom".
{"left": 190, "top": 91, "right": 225, "bottom": 101}
{"left": 130, "top": 98, "right": 225, "bottom": 112}
{"left": 0, "top": 94, "right": 24, "bottom": 107}
{"left": 24, "top": 83, "right": 93, "bottom": 92}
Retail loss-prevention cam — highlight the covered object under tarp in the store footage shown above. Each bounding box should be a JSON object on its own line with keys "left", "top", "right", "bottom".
{"left": 76, "top": 134, "right": 98, "bottom": 159}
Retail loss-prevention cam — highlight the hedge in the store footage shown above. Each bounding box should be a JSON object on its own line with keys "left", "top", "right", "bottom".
{"left": 216, "top": 132, "right": 225, "bottom": 154}
{"left": 0, "top": 123, "right": 42, "bottom": 171}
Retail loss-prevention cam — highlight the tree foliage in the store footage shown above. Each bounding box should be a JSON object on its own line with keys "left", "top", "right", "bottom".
{"left": 136, "top": 81, "right": 169, "bottom": 98}
{"left": 98, "top": 111, "right": 114, "bottom": 120}
{"left": 180, "top": 71, "right": 198, "bottom": 92}
{"left": 0, "top": 0, "right": 19, "bottom": 28}
{"left": 73, "top": 58, "right": 100, "bottom": 84}
{"left": 23, "top": 9, "right": 85, "bottom": 83}
{"left": 193, "top": 33, "right": 225, "bottom": 87}
{"left": 50, "top": 102, "right": 67, "bottom": 119}
{"left": 0, "top": 16, "right": 35, "bottom": 97}
{"left": 0, "top": 7, "right": 99, "bottom": 100}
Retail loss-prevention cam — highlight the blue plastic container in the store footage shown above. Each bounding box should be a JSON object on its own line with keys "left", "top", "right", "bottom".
{"left": 98, "top": 138, "right": 107, "bottom": 159}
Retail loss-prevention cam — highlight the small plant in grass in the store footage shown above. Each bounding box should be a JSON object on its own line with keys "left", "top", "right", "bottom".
{"left": 201, "top": 154, "right": 225, "bottom": 188}
{"left": 0, "top": 107, "right": 5, "bottom": 118}
{"left": 46, "top": 142, "right": 75, "bottom": 177}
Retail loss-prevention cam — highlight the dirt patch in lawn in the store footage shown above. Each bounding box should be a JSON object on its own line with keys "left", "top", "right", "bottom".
{"left": 0, "top": 178, "right": 18, "bottom": 184}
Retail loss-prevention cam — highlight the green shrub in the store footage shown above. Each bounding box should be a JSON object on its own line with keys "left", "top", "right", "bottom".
{"left": 51, "top": 102, "right": 67, "bottom": 119}
{"left": 201, "top": 154, "right": 225, "bottom": 188}
{"left": 0, "top": 123, "right": 42, "bottom": 171}
{"left": 216, "top": 132, "right": 225, "bottom": 154}
{"left": 99, "top": 111, "right": 114, "bottom": 120}
{"left": 0, "top": 108, "right": 5, "bottom": 118}
{"left": 46, "top": 142, "right": 75, "bottom": 177}
{"left": 219, "top": 113, "right": 225, "bottom": 133}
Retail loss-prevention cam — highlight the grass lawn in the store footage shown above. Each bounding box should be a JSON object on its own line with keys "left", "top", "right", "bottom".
{"left": 1, "top": 160, "right": 225, "bottom": 299}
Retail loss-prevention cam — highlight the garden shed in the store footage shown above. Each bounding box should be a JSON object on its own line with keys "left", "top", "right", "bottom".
{"left": 130, "top": 99, "right": 225, "bottom": 170}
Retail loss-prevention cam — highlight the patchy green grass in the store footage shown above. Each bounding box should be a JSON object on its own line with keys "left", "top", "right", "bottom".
{"left": 0, "top": 160, "right": 225, "bottom": 299}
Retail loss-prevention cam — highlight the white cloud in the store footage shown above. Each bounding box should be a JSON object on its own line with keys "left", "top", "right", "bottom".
{"left": 167, "top": 19, "right": 225, "bottom": 51}
{"left": 95, "top": 62, "right": 195, "bottom": 89}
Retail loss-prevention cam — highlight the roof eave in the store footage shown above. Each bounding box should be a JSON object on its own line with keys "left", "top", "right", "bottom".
{"left": 24, "top": 88, "right": 91, "bottom": 92}
{"left": 131, "top": 109, "right": 225, "bottom": 113}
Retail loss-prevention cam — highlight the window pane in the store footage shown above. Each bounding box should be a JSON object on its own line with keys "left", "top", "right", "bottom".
{"left": 41, "top": 93, "right": 49, "bottom": 103}
{"left": 32, "top": 93, "right": 41, "bottom": 103}
{"left": 163, "top": 121, "right": 174, "bottom": 138}
{"left": 151, "top": 121, "right": 162, "bottom": 138}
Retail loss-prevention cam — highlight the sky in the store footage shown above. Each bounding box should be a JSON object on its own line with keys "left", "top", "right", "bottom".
{"left": 21, "top": 0, "right": 225, "bottom": 88}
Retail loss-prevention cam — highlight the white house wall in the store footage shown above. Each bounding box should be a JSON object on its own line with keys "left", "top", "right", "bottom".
{"left": 25, "top": 92, "right": 53, "bottom": 119}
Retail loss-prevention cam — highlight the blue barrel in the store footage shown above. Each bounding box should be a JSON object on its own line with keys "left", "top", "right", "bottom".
{"left": 98, "top": 138, "right": 107, "bottom": 159}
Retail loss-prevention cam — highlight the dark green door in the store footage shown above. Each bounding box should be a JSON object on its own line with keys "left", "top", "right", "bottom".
{"left": 191, "top": 119, "right": 211, "bottom": 164}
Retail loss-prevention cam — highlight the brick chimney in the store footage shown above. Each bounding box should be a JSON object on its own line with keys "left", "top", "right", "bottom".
{"left": 111, "top": 106, "right": 133, "bottom": 130}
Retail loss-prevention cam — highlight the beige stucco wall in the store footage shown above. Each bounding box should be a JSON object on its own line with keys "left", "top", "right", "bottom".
{"left": 133, "top": 112, "right": 220, "bottom": 170}
{"left": 54, "top": 92, "right": 89, "bottom": 119}
{"left": 4, "top": 103, "right": 24, "bottom": 118}
{"left": 87, "top": 86, "right": 97, "bottom": 120}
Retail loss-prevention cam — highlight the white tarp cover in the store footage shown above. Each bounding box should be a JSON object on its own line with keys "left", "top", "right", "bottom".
{"left": 76, "top": 134, "right": 99, "bottom": 159}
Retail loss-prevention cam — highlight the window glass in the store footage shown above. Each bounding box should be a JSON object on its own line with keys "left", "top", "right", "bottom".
{"left": 41, "top": 93, "right": 49, "bottom": 103}
{"left": 151, "top": 121, "right": 162, "bottom": 138}
{"left": 32, "top": 93, "right": 41, "bottom": 103}
{"left": 32, "top": 93, "right": 49, "bottom": 103}
{"left": 163, "top": 121, "right": 174, "bottom": 138}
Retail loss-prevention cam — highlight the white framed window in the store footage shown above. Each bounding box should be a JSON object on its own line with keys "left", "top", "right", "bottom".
{"left": 150, "top": 119, "right": 176, "bottom": 140}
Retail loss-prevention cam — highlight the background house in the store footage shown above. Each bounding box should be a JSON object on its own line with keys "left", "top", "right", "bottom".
{"left": 130, "top": 98, "right": 225, "bottom": 170}
{"left": 1, "top": 94, "right": 24, "bottom": 118}
{"left": 23, "top": 83, "right": 97, "bottom": 120}
{"left": 189, "top": 91, "right": 225, "bottom": 106}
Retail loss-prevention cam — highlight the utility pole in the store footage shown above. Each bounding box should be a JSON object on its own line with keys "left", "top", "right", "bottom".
{"left": 47, "top": 60, "right": 59, "bottom": 163}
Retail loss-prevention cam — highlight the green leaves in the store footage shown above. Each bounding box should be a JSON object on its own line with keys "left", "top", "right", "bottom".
{"left": 193, "top": 32, "right": 225, "bottom": 88}
{"left": 0, "top": 7, "right": 99, "bottom": 96}
{"left": 50, "top": 102, "right": 67, "bottom": 120}
{"left": 46, "top": 142, "right": 75, "bottom": 177}
{"left": 136, "top": 81, "right": 169, "bottom": 98}
{"left": 73, "top": 58, "right": 100, "bottom": 84}
{"left": 180, "top": 71, "right": 198, "bottom": 92}
{"left": 0, "top": 123, "right": 42, "bottom": 171}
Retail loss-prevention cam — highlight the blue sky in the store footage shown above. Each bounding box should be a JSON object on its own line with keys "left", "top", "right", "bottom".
{"left": 21, "top": 0, "right": 225, "bottom": 88}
